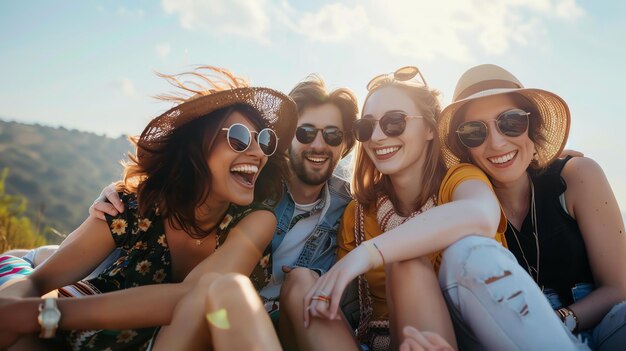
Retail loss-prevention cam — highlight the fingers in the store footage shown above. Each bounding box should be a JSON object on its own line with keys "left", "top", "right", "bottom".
{"left": 560, "top": 149, "right": 584, "bottom": 158}
{"left": 103, "top": 185, "right": 124, "bottom": 212}
{"left": 422, "top": 331, "right": 453, "bottom": 350}
{"left": 89, "top": 202, "right": 120, "bottom": 220}
{"left": 401, "top": 337, "right": 424, "bottom": 351}
{"left": 325, "top": 275, "right": 348, "bottom": 319}
{"left": 402, "top": 326, "right": 453, "bottom": 351}
{"left": 281, "top": 265, "right": 293, "bottom": 274}
{"left": 303, "top": 279, "right": 333, "bottom": 328}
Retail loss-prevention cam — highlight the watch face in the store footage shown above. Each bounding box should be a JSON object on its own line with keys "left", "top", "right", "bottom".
{"left": 41, "top": 309, "right": 61, "bottom": 325}
{"left": 564, "top": 314, "right": 576, "bottom": 331}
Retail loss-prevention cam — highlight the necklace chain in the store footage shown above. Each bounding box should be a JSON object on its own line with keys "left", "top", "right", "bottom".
{"left": 507, "top": 176, "right": 541, "bottom": 285}
{"left": 194, "top": 219, "right": 222, "bottom": 246}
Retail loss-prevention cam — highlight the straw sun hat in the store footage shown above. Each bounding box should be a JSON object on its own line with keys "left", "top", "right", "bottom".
{"left": 438, "top": 64, "right": 570, "bottom": 168}
{"left": 139, "top": 68, "right": 297, "bottom": 157}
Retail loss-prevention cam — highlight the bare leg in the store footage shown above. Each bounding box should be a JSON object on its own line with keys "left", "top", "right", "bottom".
{"left": 279, "top": 268, "right": 358, "bottom": 351}
{"left": 386, "top": 257, "right": 457, "bottom": 350}
{"left": 153, "top": 272, "right": 281, "bottom": 351}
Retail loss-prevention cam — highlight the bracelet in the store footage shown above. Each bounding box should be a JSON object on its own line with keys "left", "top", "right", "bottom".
{"left": 556, "top": 307, "right": 579, "bottom": 333}
{"left": 372, "top": 242, "right": 386, "bottom": 266}
{"left": 362, "top": 241, "right": 384, "bottom": 268}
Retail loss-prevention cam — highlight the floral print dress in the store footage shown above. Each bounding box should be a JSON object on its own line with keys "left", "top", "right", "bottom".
{"left": 57, "top": 192, "right": 273, "bottom": 351}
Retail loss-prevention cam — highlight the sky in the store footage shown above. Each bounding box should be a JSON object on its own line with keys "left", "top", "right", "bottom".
{"left": 1, "top": 0, "right": 625, "bottom": 218}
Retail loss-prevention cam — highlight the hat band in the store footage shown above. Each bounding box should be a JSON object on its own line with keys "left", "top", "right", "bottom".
{"left": 456, "top": 79, "right": 522, "bottom": 101}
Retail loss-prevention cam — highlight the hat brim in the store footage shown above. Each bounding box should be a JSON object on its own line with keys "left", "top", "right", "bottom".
{"left": 140, "top": 87, "right": 297, "bottom": 155}
{"left": 438, "top": 87, "right": 570, "bottom": 169}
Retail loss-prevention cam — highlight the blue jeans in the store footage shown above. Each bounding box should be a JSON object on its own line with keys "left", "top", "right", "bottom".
{"left": 439, "top": 235, "right": 589, "bottom": 350}
{"left": 544, "top": 284, "right": 626, "bottom": 350}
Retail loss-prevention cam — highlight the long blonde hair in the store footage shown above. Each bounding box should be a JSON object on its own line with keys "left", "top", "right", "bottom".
{"left": 352, "top": 81, "right": 447, "bottom": 212}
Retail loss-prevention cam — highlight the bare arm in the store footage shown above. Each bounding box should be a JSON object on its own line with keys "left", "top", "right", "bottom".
{"left": 561, "top": 157, "right": 626, "bottom": 330}
{"left": 1, "top": 209, "right": 276, "bottom": 334}
{"left": 304, "top": 179, "right": 501, "bottom": 320}
{"left": 0, "top": 217, "right": 117, "bottom": 297}
{"left": 372, "top": 179, "right": 500, "bottom": 263}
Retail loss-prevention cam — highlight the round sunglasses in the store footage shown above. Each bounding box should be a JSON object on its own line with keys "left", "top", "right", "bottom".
{"left": 367, "top": 66, "right": 428, "bottom": 91}
{"left": 295, "top": 125, "right": 344, "bottom": 147}
{"left": 221, "top": 123, "right": 278, "bottom": 156}
{"left": 456, "top": 109, "right": 530, "bottom": 148}
{"left": 353, "top": 112, "right": 423, "bottom": 142}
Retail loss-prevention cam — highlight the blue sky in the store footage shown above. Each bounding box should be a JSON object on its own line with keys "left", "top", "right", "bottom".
{"left": 1, "top": 0, "right": 625, "bottom": 217}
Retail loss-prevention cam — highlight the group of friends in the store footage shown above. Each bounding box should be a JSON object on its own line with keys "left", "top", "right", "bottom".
{"left": 0, "top": 63, "right": 625, "bottom": 351}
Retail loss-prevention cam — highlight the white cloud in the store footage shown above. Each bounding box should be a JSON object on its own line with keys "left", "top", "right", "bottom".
{"left": 296, "top": 3, "right": 368, "bottom": 42}
{"left": 161, "top": 0, "right": 270, "bottom": 43}
{"left": 116, "top": 78, "right": 137, "bottom": 97}
{"left": 155, "top": 43, "right": 171, "bottom": 59}
{"left": 289, "top": 0, "right": 586, "bottom": 61}
{"left": 554, "top": 0, "right": 584, "bottom": 20}
{"left": 158, "top": 0, "right": 585, "bottom": 60}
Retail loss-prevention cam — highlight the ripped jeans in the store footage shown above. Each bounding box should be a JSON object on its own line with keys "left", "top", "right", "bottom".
{"left": 545, "top": 284, "right": 626, "bottom": 350}
{"left": 439, "top": 235, "right": 589, "bottom": 350}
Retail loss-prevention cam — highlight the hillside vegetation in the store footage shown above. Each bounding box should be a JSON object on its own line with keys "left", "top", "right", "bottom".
{"left": 0, "top": 119, "right": 132, "bottom": 245}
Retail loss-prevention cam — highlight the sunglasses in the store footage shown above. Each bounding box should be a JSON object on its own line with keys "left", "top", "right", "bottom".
{"left": 295, "top": 125, "right": 344, "bottom": 147}
{"left": 353, "top": 112, "right": 423, "bottom": 142}
{"left": 456, "top": 109, "right": 530, "bottom": 148}
{"left": 367, "top": 66, "right": 428, "bottom": 91}
{"left": 221, "top": 123, "right": 278, "bottom": 156}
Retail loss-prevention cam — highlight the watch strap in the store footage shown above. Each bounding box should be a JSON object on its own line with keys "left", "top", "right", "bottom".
{"left": 556, "top": 307, "right": 579, "bottom": 333}
{"left": 38, "top": 298, "right": 60, "bottom": 339}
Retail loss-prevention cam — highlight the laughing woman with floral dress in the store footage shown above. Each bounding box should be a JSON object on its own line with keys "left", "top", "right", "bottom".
{"left": 0, "top": 66, "right": 296, "bottom": 350}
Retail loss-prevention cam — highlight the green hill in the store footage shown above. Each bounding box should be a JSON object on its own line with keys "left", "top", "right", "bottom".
{"left": 0, "top": 119, "right": 133, "bottom": 244}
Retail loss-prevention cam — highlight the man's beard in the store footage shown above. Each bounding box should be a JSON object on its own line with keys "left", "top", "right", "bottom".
{"left": 289, "top": 149, "right": 336, "bottom": 186}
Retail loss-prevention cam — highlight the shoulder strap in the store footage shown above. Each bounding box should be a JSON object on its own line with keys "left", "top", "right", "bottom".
{"left": 355, "top": 202, "right": 373, "bottom": 341}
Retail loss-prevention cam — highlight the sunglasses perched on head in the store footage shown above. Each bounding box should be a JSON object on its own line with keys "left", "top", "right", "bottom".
{"left": 367, "top": 66, "right": 428, "bottom": 91}
{"left": 353, "top": 111, "right": 423, "bottom": 142}
{"left": 221, "top": 123, "right": 278, "bottom": 156}
{"left": 295, "top": 125, "right": 344, "bottom": 146}
{"left": 456, "top": 109, "right": 530, "bottom": 148}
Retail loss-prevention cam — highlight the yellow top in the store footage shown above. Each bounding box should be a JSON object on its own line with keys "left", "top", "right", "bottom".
{"left": 337, "top": 163, "right": 507, "bottom": 320}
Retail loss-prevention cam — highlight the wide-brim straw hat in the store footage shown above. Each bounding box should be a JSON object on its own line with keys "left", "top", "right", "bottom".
{"left": 140, "top": 87, "right": 297, "bottom": 157}
{"left": 438, "top": 64, "right": 570, "bottom": 168}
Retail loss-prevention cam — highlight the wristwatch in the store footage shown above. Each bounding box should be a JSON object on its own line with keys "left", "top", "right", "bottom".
{"left": 38, "top": 298, "right": 61, "bottom": 338}
{"left": 557, "top": 307, "right": 578, "bottom": 333}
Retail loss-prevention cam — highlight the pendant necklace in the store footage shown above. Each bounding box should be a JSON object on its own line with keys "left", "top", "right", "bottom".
{"left": 507, "top": 176, "right": 541, "bottom": 287}
{"left": 195, "top": 222, "right": 220, "bottom": 246}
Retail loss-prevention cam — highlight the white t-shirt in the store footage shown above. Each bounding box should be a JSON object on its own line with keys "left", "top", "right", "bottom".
{"left": 260, "top": 199, "right": 321, "bottom": 300}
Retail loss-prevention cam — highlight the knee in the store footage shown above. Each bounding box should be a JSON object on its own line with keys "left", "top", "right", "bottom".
{"left": 280, "top": 268, "right": 317, "bottom": 304}
{"left": 441, "top": 237, "right": 536, "bottom": 317}
{"left": 440, "top": 235, "right": 516, "bottom": 282}
{"left": 387, "top": 257, "right": 434, "bottom": 287}
{"left": 207, "top": 273, "right": 253, "bottom": 296}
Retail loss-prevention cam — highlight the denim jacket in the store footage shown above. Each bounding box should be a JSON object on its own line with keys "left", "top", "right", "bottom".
{"left": 270, "top": 175, "right": 352, "bottom": 274}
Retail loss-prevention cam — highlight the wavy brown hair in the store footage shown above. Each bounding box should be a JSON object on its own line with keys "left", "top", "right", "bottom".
{"left": 288, "top": 74, "right": 358, "bottom": 158}
{"left": 352, "top": 81, "right": 447, "bottom": 213}
{"left": 117, "top": 67, "right": 287, "bottom": 239}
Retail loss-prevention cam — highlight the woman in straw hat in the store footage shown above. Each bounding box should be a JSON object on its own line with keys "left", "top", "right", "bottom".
{"left": 439, "top": 64, "right": 626, "bottom": 350}
{"left": 0, "top": 66, "right": 296, "bottom": 350}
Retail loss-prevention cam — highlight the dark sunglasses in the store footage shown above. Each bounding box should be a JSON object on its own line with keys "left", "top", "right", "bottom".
{"left": 221, "top": 123, "right": 278, "bottom": 156}
{"left": 456, "top": 109, "right": 530, "bottom": 148}
{"left": 367, "top": 66, "right": 428, "bottom": 91}
{"left": 353, "top": 112, "right": 423, "bottom": 142}
{"left": 295, "top": 125, "right": 344, "bottom": 147}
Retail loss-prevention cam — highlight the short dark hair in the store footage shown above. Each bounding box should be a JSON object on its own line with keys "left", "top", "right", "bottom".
{"left": 288, "top": 74, "right": 358, "bottom": 158}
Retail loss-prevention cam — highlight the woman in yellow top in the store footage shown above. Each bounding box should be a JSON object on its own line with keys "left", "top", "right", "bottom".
{"left": 303, "top": 67, "right": 587, "bottom": 351}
